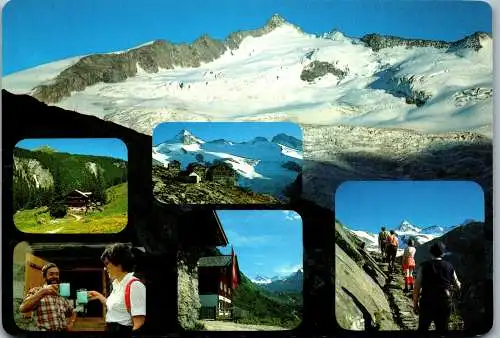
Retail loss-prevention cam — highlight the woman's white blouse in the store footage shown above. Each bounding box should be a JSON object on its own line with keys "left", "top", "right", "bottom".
{"left": 105, "top": 272, "right": 146, "bottom": 326}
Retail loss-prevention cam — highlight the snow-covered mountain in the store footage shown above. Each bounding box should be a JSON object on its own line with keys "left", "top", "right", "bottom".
{"left": 252, "top": 275, "right": 273, "bottom": 285}
{"left": 347, "top": 219, "right": 476, "bottom": 257}
{"left": 252, "top": 268, "right": 303, "bottom": 293}
{"left": 2, "top": 15, "right": 492, "bottom": 137}
{"left": 152, "top": 129, "right": 302, "bottom": 197}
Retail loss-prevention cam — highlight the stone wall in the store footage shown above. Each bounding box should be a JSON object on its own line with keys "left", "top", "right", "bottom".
{"left": 177, "top": 259, "right": 201, "bottom": 330}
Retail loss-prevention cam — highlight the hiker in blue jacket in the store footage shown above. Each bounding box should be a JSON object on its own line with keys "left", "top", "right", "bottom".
{"left": 88, "top": 243, "right": 146, "bottom": 336}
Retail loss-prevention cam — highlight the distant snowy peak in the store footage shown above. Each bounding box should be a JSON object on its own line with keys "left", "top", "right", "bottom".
{"left": 252, "top": 275, "right": 273, "bottom": 284}
{"left": 251, "top": 268, "right": 302, "bottom": 285}
{"left": 264, "top": 13, "right": 301, "bottom": 32}
{"left": 163, "top": 129, "right": 302, "bottom": 150}
{"left": 319, "top": 29, "right": 355, "bottom": 43}
{"left": 397, "top": 220, "right": 422, "bottom": 233}
{"left": 173, "top": 129, "right": 205, "bottom": 145}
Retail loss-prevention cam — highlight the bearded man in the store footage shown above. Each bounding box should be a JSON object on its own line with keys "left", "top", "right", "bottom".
{"left": 19, "top": 263, "right": 76, "bottom": 331}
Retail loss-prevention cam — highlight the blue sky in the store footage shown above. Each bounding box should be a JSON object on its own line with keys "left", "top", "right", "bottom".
{"left": 2, "top": 0, "right": 492, "bottom": 75}
{"left": 15, "top": 138, "right": 128, "bottom": 160}
{"left": 216, "top": 210, "right": 303, "bottom": 279}
{"left": 335, "top": 180, "right": 485, "bottom": 233}
{"left": 153, "top": 122, "right": 302, "bottom": 145}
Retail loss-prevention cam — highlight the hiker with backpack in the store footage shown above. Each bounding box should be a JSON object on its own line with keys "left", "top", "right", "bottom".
{"left": 413, "top": 241, "right": 461, "bottom": 333}
{"left": 402, "top": 239, "right": 417, "bottom": 292}
{"left": 88, "top": 243, "right": 146, "bottom": 336}
{"left": 378, "top": 227, "right": 390, "bottom": 261}
{"left": 385, "top": 230, "right": 399, "bottom": 272}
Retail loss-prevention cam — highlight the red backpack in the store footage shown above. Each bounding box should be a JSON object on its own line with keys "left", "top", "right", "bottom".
{"left": 124, "top": 277, "right": 142, "bottom": 314}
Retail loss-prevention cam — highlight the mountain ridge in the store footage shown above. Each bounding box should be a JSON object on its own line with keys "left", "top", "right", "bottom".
{"left": 155, "top": 129, "right": 303, "bottom": 148}
{"left": 13, "top": 146, "right": 128, "bottom": 212}
{"left": 152, "top": 129, "right": 302, "bottom": 198}
{"left": 4, "top": 14, "right": 491, "bottom": 111}
{"left": 4, "top": 22, "right": 491, "bottom": 137}
{"left": 251, "top": 268, "right": 304, "bottom": 293}
{"left": 346, "top": 218, "right": 475, "bottom": 256}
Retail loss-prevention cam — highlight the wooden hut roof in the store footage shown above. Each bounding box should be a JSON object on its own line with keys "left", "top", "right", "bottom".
{"left": 179, "top": 209, "right": 229, "bottom": 247}
{"left": 67, "top": 190, "right": 92, "bottom": 197}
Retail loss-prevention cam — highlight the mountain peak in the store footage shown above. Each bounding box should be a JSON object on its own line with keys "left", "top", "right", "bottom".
{"left": 172, "top": 129, "right": 205, "bottom": 145}
{"left": 397, "top": 220, "right": 421, "bottom": 233}
{"left": 321, "top": 29, "right": 351, "bottom": 42}
{"left": 266, "top": 13, "right": 287, "bottom": 29}
{"left": 33, "top": 145, "right": 57, "bottom": 153}
{"left": 252, "top": 275, "right": 272, "bottom": 284}
{"left": 177, "top": 129, "right": 192, "bottom": 136}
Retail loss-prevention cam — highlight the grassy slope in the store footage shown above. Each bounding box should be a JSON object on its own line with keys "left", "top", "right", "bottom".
{"left": 231, "top": 273, "right": 302, "bottom": 329}
{"left": 14, "top": 183, "right": 128, "bottom": 234}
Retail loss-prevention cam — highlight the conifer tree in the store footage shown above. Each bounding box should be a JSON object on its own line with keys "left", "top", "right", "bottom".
{"left": 49, "top": 166, "right": 67, "bottom": 218}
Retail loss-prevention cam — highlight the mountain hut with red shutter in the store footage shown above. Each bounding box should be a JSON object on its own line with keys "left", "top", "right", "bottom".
{"left": 197, "top": 247, "right": 240, "bottom": 320}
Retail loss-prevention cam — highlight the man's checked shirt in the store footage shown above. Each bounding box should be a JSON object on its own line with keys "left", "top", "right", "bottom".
{"left": 24, "top": 286, "right": 73, "bottom": 331}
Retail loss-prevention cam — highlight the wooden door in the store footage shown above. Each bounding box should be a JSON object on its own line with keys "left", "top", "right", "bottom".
{"left": 23, "top": 253, "right": 49, "bottom": 318}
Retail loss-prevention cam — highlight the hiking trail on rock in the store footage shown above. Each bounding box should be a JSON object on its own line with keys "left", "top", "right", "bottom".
{"left": 372, "top": 253, "right": 421, "bottom": 330}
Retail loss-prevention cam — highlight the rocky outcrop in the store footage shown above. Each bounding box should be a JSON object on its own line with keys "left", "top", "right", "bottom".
{"left": 336, "top": 244, "right": 396, "bottom": 331}
{"left": 224, "top": 14, "right": 296, "bottom": 49}
{"left": 452, "top": 87, "right": 493, "bottom": 108}
{"left": 31, "top": 39, "right": 227, "bottom": 103}
{"left": 177, "top": 258, "right": 201, "bottom": 330}
{"left": 335, "top": 221, "right": 397, "bottom": 330}
{"left": 32, "top": 14, "right": 295, "bottom": 104}
{"left": 361, "top": 33, "right": 450, "bottom": 51}
{"left": 386, "top": 73, "right": 432, "bottom": 107}
{"left": 448, "top": 32, "right": 492, "bottom": 52}
{"left": 152, "top": 165, "right": 283, "bottom": 204}
{"left": 85, "top": 162, "right": 99, "bottom": 176}
{"left": 301, "top": 124, "right": 491, "bottom": 210}
{"left": 361, "top": 32, "right": 491, "bottom": 52}
{"left": 300, "top": 61, "right": 348, "bottom": 83}
{"left": 13, "top": 157, "right": 54, "bottom": 189}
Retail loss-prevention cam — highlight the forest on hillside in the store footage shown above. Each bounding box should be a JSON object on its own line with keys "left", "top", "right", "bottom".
{"left": 232, "top": 273, "right": 303, "bottom": 329}
{"left": 12, "top": 147, "right": 128, "bottom": 213}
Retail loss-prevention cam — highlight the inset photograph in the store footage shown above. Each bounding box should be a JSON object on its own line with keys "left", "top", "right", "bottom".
{"left": 152, "top": 122, "right": 302, "bottom": 205}
{"left": 13, "top": 241, "right": 146, "bottom": 332}
{"left": 178, "top": 210, "right": 303, "bottom": 331}
{"left": 13, "top": 138, "right": 128, "bottom": 234}
{"left": 335, "top": 180, "right": 489, "bottom": 333}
